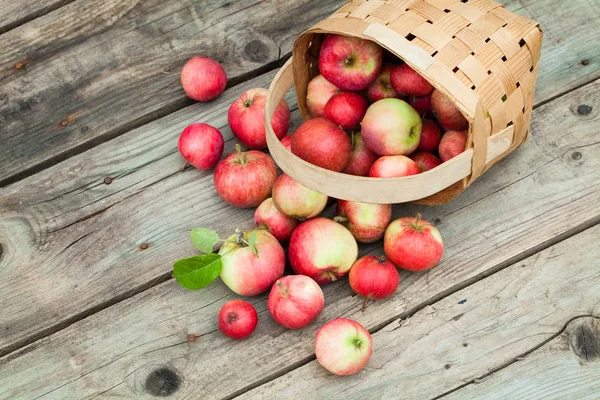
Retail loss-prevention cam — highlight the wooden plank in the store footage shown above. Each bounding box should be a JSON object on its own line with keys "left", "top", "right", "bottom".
{"left": 238, "top": 225, "right": 600, "bottom": 400}
{"left": 0, "top": 78, "right": 598, "bottom": 399}
{"left": 0, "top": 0, "right": 71, "bottom": 34}
{"left": 0, "top": 0, "right": 346, "bottom": 186}
{"left": 0, "top": 0, "right": 598, "bottom": 187}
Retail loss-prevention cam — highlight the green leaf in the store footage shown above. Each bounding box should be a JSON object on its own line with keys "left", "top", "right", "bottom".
{"left": 173, "top": 254, "right": 222, "bottom": 290}
{"left": 189, "top": 228, "right": 219, "bottom": 253}
{"left": 248, "top": 231, "right": 259, "bottom": 257}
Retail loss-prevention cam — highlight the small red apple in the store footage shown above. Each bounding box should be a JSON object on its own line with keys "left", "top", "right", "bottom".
{"left": 291, "top": 118, "right": 351, "bottom": 172}
{"left": 323, "top": 92, "right": 368, "bottom": 130}
{"left": 390, "top": 64, "right": 433, "bottom": 96}
{"left": 431, "top": 89, "right": 469, "bottom": 130}
{"left": 272, "top": 174, "right": 328, "bottom": 220}
{"left": 178, "top": 123, "right": 224, "bottom": 170}
{"left": 254, "top": 197, "right": 298, "bottom": 242}
{"left": 218, "top": 300, "right": 258, "bottom": 340}
{"left": 228, "top": 88, "right": 290, "bottom": 150}
{"left": 439, "top": 130, "right": 468, "bottom": 162}
{"left": 214, "top": 144, "right": 277, "bottom": 208}
{"left": 349, "top": 255, "right": 399, "bottom": 308}
{"left": 319, "top": 34, "right": 383, "bottom": 91}
{"left": 306, "top": 74, "right": 339, "bottom": 117}
{"left": 416, "top": 119, "right": 442, "bottom": 153}
{"left": 384, "top": 214, "right": 443, "bottom": 271}
{"left": 268, "top": 275, "right": 325, "bottom": 329}
{"left": 410, "top": 152, "right": 442, "bottom": 172}
{"left": 219, "top": 228, "right": 285, "bottom": 295}
{"left": 335, "top": 200, "right": 392, "bottom": 243}
{"left": 367, "top": 63, "right": 398, "bottom": 102}
{"left": 408, "top": 94, "right": 432, "bottom": 116}
{"left": 341, "top": 132, "right": 379, "bottom": 176}
{"left": 369, "top": 155, "right": 420, "bottom": 178}
{"left": 289, "top": 218, "right": 358, "bottom": 284}
{"left": 181, "top": 56, "right": 227, "bottom": 101}
{"left": 315, "top": 318, "right": 372, "bottom": 376}
{"left": 280, "top": 135, "right": 292, "bottom": 151}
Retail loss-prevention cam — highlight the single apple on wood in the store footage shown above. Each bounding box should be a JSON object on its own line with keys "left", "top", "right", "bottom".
{"left": 178, "top": 123, "right": 224, "bottom": 170}
{"left": 390, "top": 63, "right": 434, "bottom": 96}
{"left": 218, "top": 300, "right": 258, "bottom": 340}
{"left": 291, "top": 117, "right": 351, "bottom": 172}
{"left": 288, "top": 218, "right": 358, "bottom": 284}
{"left": 349, "top": 255, "right": 399, "bottom": 310}
{"left": 369, "top": 155, "right": 420, "bottom": 178}
{"left": 361, "top": 98, "right": 422, "bottom": 156}
{"left": 219, "top": 228, "right": 285, "bottom": 296}
{"left": 410, "top": 152, "right": 442, "bottom": 172}
{"left": 271, "top": 173, "right": 328, "bottom": 220}
{"left": 335, "top": 200, "right": 392, "bottom": 243}
{"left": 367, "top": 63, "right": 398, "bottom": 102}
{"left": 416, "top": 119, "right": 442, "bottom": 153}
{"left": 319, "top": 34, "right": 383, "bottom": 91}
{"left": 254, "top": 197, "right": 298, "bottom": 242}
{"left": 431, "top": 89, "right": 469, "bottom": 130}
{"left": 315, "top": 318, "right": 373, "bottom": 376}
{"left": 181, "top": 56, "right": 227, "bottom": 102}
{"left": 228, "top": 88, "right": 290, "bottom": 150}
{"left": 268, "top": 275, "right": 325, "bottom": 329}
{"left": 341, "top": 132, "right": 378, "bottom": 177}
{"left": 384, "top": 213, "right": 443, "bottom": 272}
{"left": 306, "top": 74, "right": 339, "bottom": 117}
{"left": 439, "top": 130, "right": 468, "bottom": 162}
{"left": 214, "top": 144, "right": 277, "bottom": 208}
{"left": 323, "top": 92, "right": 369, "bottom": 131}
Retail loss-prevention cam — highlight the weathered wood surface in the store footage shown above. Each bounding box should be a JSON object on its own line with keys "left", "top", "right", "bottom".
{"left": 0, "top": 0, "right": 597, "bottom": 357}
{"left": 239, "top": 225, "right": 600, "bottom": 399}
{"left": 445, "top": 317, "right": 600, "bottom": 400}
{"left": 0, "top": 0, "right": 345, "bottom": 186}
{"left": 0, "top": 0, "right": 69, "bottom": 34}
{"left": 0, "top": 0, "right": 598, "bottom": 188}
{"left": 0, "top": 78, "right": 598, "bottom": 399}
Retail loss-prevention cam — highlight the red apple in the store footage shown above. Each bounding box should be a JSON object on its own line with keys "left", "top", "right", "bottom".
{"left": 306, "top": 74, "right": 339, "bottom": 117}
{"left": 439, "top": 130, "right": 468, "bottom": 162}
{"left": 178, "top": 123, "right": 224, "bottom": 170}
{"left": 408, "top": 94, "right": 432, "bottom": 116}
{"left": 335, "top": 200, "right": 392, "bottom": 243}
{"left": 367, "top": 63, "right": 398, "bottom": 102}
{"left": 280, "top": 135, "right": 292, "bottom": 151}
{"left": 410, "top": 152, "right": 442, "bottom": 172}
{"left": 384, "top": 214, "right": 443, "bottom": 271}
{"left": 272, "top": 174, "right": 328, "bottom": 220}
{"left": 181, "top": 56, "right": 227, "bottom": 101}
{"left": 218, "top": 300, "right": 258, "bottom": 340}
{"left": 315, "top": 318, "right": 372, "bottom": 376}
{"left": 254, "top": 197, "right": 298, "bottom": 242}
{"left": 390, "top": 64, "right": 434, "bottom": 96}
{"left": 228, "top": 88, "right": 290, "bottom": 150}
{"left": 219, "top": 228, "right": 285, "bottom": 296}
{"left": 349, "top": 256, "right": 399, "bottom": 308}
{"left": 416, "top": 119, "right": 442, "bottom": 153}
{"left": 341, "top": 132, "right": 378, "bottom": 176}
{"left": 214, "top": 144, "right": 277, "bottom": 208}
{"left": 323, "top": 92, "right": 368, "bottom": 130}
{"left": 369, "top": 155, "right": 420, "bottom": 178}
{"left": 291, "top": 118, "right": 351, "bottom": 172}
{"left": 431, "top": 89, "right": 469, "bottom": 130}
{"left": 268, "top": 275, "right": 324, "bottom": 329}
{"left": 319, "top": 34, "right": 383, "bottom": 91}
{"left": 361, "top": 98, "right": 422, "bottom": 156}
{"left": 288, "top": 218, "right": 358, "bottom": 284}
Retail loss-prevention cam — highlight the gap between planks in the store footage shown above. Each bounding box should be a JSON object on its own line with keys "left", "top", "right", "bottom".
{"left": 0, "top": 0, "right": 76, "bottom": 36}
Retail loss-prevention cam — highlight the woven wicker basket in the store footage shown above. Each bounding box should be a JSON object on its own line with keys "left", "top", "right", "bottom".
{"left": 266, "top": 0, "right": 542, "bottom": 205}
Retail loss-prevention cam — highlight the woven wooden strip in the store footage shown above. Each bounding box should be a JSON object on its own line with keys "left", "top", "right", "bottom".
{"left": 511, "top": 112, "right": 526, "bottom": 146}
{"left": 412, "top": 36, "right": 437, "bottom": 55}
{"left": 468, "top": 0, "right": 502, "bottom": 13}
{"left": 504, "top": 45, "right": 534, "bottom": 83}
{"left": 448, "top": 2, "right": 484, "bottom": 23}
{"left": 455, "top": 27, "right": 488, "bottom": 53}
{"left": 487, "top": 98, "right": 508, "bottom": 134}
{"left": 335, "top": 1, "right": 362, "bottom": 15}
{"left": 388, "top": 11, "right": 426, "bottom": 35}
{"left": 504, "top": 87, "right": 525, "bottom": 122}
{"left": 369, "top": 3, "right": 407, "bottom": 23}
{"left": 518, "top": 67, "right": 538, "bottom": 112}
{"left": 424, "top": 0, "right": 457, "bottom": 11}
{"left": 434, "top": 12, "right": 471, "bottom": 37}
{"left": 458, "top": 55, "right": 488, "bottom": 87}
{"left": 475, "top": 41, "right": 504, "bottom": 70}
{"left": 524, "top": 27, "right": 543, "bottom": 66}
{"left": 364, "top": 15, "right": 388, "bottom": 24}
{"left": 455, "top": 69, "right": 474, "bottom": 88}
{"left": 412, "top": 22, "right": 454, "bottom": 50}
{"left": 506, "top": 15, "right": 538, "bottom": 39}
{"left": 469, "top": 11, "right": 507, "bottom": 39}
{"left": 476, "top": 73, "right": 505, "bottom": 110}
{"left": 489, "top": 6, "right": 518, "bottom": 23}
{"left": 388, "top": 0, "right": 418, "bottom": 9}
{"left": 408, "top": 0, "right": 448, "bottom": 21}
{"left": 490, "top": 59, "right": 517, "bottom": 96}
{"left": 435, "top": 37, "right": 473, "bottom": 69}
{"left": 426, "top": 60, "right": 479, "bottom": 116}
{"left": 490, "top": 27, "right": 521, "bottom": 59}
{"left": 349, "top": 0, "right": 387, "bottom": 19}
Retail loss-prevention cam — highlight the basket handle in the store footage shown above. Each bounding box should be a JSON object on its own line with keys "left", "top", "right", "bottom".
{"left": 265, "top": 58, "right": 513, "bottom": 204}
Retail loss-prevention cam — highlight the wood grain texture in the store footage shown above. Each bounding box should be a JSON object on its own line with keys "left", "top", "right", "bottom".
{"left": 0, "top": 78, "right": 598, "bottom": 399}
{"left": 443, "top": 316, "right": 600, "bottom": 400}
{"left": 0, "top": 0, "right": 72, "bottom": 34}
{"left": 0, "top": 0, "right": 346, "bottom": 185}
{"left": 239, "top": 225, "right": 600, "bottom": 400}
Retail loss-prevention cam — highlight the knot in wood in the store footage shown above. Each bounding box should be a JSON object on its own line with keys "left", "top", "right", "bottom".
{"left": 577, "top": 104, "right": 592, "bottom": 116}
{"left": 145, "top": 367, "right": 181, "bottom": 396}
{"left": 572, "top": 322, "right": 600, "bottom": 362}
{"left": 244, "top": 40, "right": 270, "bottom": 63}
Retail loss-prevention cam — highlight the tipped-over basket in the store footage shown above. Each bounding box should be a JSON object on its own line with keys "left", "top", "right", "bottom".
{"left": 265, "top": 0, "right": 542, "bottom": 205}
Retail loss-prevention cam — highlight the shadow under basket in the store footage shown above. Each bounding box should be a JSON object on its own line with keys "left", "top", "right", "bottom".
{"left": 266, "top": 0, "right": 542, "bottom": 205}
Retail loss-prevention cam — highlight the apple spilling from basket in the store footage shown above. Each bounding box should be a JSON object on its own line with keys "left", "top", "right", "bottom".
{"left": 174, "top": 33, "right": 458, "bottom": 376}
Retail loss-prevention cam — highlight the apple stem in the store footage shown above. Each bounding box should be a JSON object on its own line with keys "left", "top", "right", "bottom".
{"left": 414, "top": 213, "right": 423, "bottom": 230}
{"left": 277, "top": 280, "right": 288, "bottom": 296}
{"left": 180, "top": 161, "right": 188, "bottom": 172}
{"left": 333, "top": 215, "right": 348, "bottom": 224}
{"left": 377, "top": 255, "right": 386, "bottom": 264}
{"left": 234, "top": 228, "right": 249, "bottom": 247}
{"left": 361, "top": 296, "right": 370, "bottom": 312}
{"left": 350, "top": 131, "right": 356, "bottom": 152}
{"left": 327, "top": 271, "right": 337, "bottom": 282}
{"left": 235, "top": 144, "right": 247, "bottom": 165}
